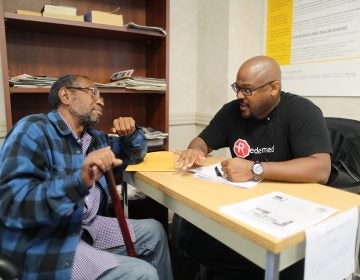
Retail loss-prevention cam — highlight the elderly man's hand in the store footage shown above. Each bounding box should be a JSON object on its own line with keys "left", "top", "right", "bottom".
{"left": 111, "top": 117, "right": 136, "bottom": 136}
{"left": 82, "top": 146, "right": 122, "bottom": 187}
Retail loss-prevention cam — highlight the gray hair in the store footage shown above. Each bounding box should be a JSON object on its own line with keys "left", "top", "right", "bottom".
{"left": 48, "top": 74, "right": 89, "bottom": 109}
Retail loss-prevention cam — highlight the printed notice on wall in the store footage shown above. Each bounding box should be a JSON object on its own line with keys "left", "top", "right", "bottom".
{"left": 266, "top": 0, "right": 360, "bottom": 96}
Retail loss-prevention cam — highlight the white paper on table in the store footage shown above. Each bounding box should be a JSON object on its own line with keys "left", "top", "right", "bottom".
{"left": 220, "top": 191, "right": 338, "bottom": 239}
{"left": 190, "top": 162, "right": 258, "bottom": 188}
{"left": 304, "top": 207, "right": 359, "bottom": 280}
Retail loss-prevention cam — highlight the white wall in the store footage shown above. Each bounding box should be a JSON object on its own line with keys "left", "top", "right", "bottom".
{"left": 168, "top": 1, "right": 199, "bottom": 150}
{"left": 1, "top": 1, "right": 359, "bottom": 145}
{"left": 168, "top": 0, "right": 360, "bottom": 153}
{"left": 169, "top": 0, "right": 266, "bottom": 154}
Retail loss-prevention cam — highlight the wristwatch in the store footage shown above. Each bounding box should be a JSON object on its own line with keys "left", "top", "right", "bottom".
{"left": 251, "top": 161, "right": 264, "bottom": 182}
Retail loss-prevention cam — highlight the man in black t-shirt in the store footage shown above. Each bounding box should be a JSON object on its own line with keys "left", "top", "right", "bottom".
{"left": 175, "top": 55, "right": 332, "bottom": 279}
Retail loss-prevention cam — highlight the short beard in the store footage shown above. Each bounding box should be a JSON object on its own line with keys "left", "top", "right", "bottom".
{"left": 69, "top": 108, "right": 99, "bottom": 128}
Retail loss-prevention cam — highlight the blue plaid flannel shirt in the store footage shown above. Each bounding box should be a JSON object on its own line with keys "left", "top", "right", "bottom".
{"left": 0, "top": 111, "right": 146, "bottom": 279}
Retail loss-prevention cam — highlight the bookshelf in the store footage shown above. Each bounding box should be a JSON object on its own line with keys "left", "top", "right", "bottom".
{"left": 0, "top": 0, "right": 169, "bottom": 228}
{"left": 0, "top": 0, "right": 169, "bottom": 151}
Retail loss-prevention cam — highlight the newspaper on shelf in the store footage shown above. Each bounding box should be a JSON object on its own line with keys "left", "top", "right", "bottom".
{"left": 97, "top": 76, "right": 166, "bottom": 91}
{"left": 10, "top": 73, "right": 166, "bottom": 92}
{"left": 9, "top": 74, "right": 58, "bottom": 87}
{"left": 125, "top": 22, "right": 167, "bottom": 36}
{"left": 142, "top": 127, "right": 168, "bottom": 147}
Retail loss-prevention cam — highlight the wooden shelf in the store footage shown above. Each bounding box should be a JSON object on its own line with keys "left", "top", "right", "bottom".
{"left": 4, "top": 12, "right": 166, "bottom": 41}
{"left": 9, "top": 87, "right": 166, "bottom": 95}
{"left": 0, "top": 0, "right": 170, "bottom": 236}
{"left": 1, "top": 0, "right": 169, "bottom": 144}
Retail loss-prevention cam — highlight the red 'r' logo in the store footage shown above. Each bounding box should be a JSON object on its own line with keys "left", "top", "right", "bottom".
{"left": 233, "top": 139, "right": 250, "bottom": 158}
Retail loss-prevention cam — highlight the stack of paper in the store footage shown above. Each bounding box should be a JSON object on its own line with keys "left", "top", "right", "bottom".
{"left": 96, "top": 75, "right": 166, "bottom": 91}
{"left": 190, "top": 163, "right": 258, "bottom": 188}
{"left": 142, "top": 127, "right": 168, "bottom": 147}
{"left": 9, "top": 74, "right": 58, "bottom": 87}
{"left": 125, "top": 22, "right": 167, "bottom": 36}
{"left": 108, "top": 76, "right": 166, "bottom": 91}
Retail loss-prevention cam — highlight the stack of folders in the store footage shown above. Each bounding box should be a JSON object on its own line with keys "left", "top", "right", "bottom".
{"left": 41, "top": 4, "right": 83, "bottom": 22}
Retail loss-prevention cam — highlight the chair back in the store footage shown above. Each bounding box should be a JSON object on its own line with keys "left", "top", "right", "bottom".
{"left": 325, "top": 117, "right": 360, "bottom": 190}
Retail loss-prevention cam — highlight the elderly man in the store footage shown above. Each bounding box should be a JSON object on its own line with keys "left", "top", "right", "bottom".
{"left": 0, "top": 74, "right": 173, "bottom": 279}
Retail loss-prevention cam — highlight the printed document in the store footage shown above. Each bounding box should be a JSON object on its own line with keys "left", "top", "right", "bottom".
{"left": 220, "top": 191, "right": 338, "bottom": 238}
{"left": 304, "top": 207, "right": 359, "bottom": 280}
{"left": 190, "top": 163, "right": 258, "bottom": 188}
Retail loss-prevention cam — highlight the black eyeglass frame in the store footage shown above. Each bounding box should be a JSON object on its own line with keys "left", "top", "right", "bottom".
{"left": 231, "top": 80, "right": 276, "bottom": 97}
{"left": 66, "top": 86, "right": 102, "bottom": 99}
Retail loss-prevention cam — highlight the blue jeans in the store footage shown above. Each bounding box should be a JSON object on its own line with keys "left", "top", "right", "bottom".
{"left": 98, "top": 219, "right": 173, "bottom": 280}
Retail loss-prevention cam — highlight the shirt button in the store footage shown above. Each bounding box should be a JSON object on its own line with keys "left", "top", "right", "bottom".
{"left": 76, "top": 150, "right": 81, "bottom": 154}
{"left": 64, "top": 261, "right": 70, "bottom": 267}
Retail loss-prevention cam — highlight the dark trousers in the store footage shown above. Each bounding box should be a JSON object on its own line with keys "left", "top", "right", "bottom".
{"left": 179, "top": 219, "right": 304, "bottom": 280}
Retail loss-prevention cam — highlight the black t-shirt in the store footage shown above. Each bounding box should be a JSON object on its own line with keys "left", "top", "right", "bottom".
{"left": 199, "top": 92, "right": 332, "bottom": 162}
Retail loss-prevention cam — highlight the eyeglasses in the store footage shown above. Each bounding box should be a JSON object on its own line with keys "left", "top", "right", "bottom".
{"left": 231, "top": 81, "right": 276, "bottom": 97}
{"left": 67, "top": 86, "right": 102, "bottom": 100}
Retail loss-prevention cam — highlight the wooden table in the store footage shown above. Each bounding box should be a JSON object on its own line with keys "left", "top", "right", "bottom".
{"left": 125, "top": 169, "right": 360, "bottom": 280}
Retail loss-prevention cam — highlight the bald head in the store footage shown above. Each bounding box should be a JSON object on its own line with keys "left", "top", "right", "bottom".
{"left": 237, "top": 56, "right": 281, "bottom": 88}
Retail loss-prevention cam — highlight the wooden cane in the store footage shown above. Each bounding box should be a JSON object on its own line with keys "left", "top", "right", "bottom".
{"left": 105, "top": 170, "right": 137, "bottom": 257}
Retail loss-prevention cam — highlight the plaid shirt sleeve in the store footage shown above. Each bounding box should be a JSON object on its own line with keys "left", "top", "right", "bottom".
{"left": 107, "top": 127, "right": 147, "bottom": 168}
{"left": 0, "top": 114, "right": 89, "bottom": 229}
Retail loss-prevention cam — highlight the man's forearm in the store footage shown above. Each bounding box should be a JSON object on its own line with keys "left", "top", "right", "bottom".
{"left": 188, "top": 137, "right": 211, "bottom": 156}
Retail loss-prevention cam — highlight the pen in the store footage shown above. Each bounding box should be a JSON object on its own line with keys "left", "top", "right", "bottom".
{"left": 214, "top": 166, "right": 223, "bottom": 177}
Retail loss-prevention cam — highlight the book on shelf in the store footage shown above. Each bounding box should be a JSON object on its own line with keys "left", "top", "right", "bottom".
{"left": 41, "top": 4, "right": 77, "bottom": 16}
{"left": 84, "top": 11, "right": 123, "bottom": 26}
{"left": 16, "top": 10, "right": 42, "bottom": 17}
{"left": 42, "top": 12, "right": 84, "bottom": 22}
{"left": 125, "top": 22, "right": 167, "bottom": 35}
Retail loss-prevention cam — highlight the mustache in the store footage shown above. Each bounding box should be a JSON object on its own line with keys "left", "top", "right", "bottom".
{"left": 239, "top": 100, "right": 247, "bottom": 106}
{"left": 93, "top": 105, "right": 103, "bottom": 112}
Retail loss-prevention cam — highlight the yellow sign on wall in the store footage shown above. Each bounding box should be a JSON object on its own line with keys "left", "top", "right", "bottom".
{"left": 266, "top": 0, "right": 293, "bottom": 65}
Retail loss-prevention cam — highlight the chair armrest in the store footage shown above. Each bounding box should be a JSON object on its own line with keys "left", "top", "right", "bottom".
{"left": 0, "top": 252, "right": 19, "bottom": 279}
